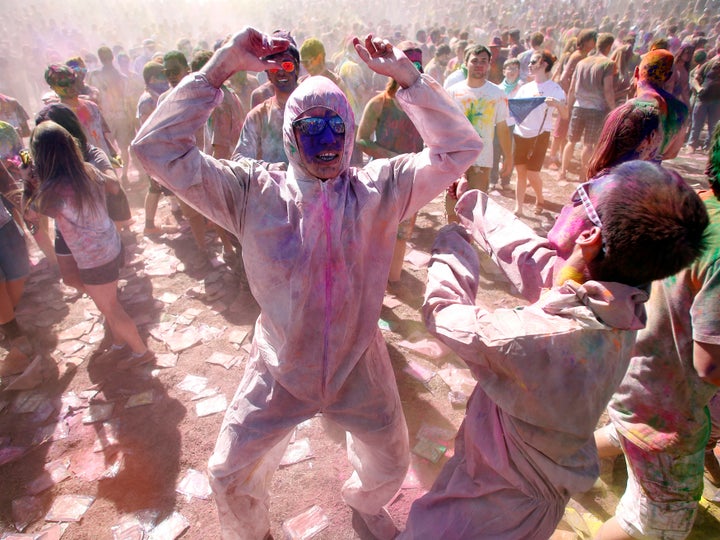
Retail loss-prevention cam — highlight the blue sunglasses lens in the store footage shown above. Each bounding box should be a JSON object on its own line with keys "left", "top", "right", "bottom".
{"left": 294, "top": 116, "right": 345, "bottom": 135}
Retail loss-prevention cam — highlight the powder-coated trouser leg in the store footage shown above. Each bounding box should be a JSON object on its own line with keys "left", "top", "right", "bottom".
{"left": 208, "top": 332, "right": 409, "bottom": 540}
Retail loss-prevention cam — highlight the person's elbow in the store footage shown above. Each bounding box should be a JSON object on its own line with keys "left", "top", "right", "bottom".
{"left": 694, "top": 341, "right": 720, "bottom": 387}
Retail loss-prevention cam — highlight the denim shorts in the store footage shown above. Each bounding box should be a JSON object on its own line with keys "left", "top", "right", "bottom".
{"left": 0, "top": 220, "right": 29, "bottom": 281}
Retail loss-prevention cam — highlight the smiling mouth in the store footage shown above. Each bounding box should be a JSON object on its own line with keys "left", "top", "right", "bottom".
{"left": 317, "top": 152, "right": 340, "bottom": 162}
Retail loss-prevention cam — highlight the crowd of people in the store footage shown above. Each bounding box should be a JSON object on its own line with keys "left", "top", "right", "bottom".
{"left": 1, "top": 1, "right": 720, "bottom": 538}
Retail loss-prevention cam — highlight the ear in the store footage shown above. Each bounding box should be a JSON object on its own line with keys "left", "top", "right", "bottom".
{"left": 575, "top": 226, "right": 603, "bottom": 262}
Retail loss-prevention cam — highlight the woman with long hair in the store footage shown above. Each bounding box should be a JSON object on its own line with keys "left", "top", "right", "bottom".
{"left": 512, "top": 50, "right": 567, "bottom": 216}
{"left": 666, "top": 42, "right": 696, "bottom": 107}
{"left": 586, "top": 101, "right": 663, "bottom": 180}
{"left": 28, "top": 121, "right": 151, "bottom": 369}
{"left": 356, "top": 42, "right": 425, "bottom": 286}
{"left": 33, "top": 103, "right": 132, "bottom": 291}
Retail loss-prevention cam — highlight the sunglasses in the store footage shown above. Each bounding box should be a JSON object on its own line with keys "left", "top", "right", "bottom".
{"left": 571, "top": 181, "right": 603, "bottom": 228}
{"left": 292, "top": 115, "right": 345, "bottom": 136}
{"left": 268, "top": 61, "right": 296, "bottom": 73}
{"left": 529, "top": 59, "right": 541, "bottom": 65}
{"left": 164, "top": 67, "right": 182, "bottom": 76}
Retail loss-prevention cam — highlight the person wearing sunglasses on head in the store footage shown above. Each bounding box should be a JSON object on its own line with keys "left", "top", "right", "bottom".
{"left": 66, "top": 56, "right": 101, "bottom": 104}
{"left": 133, "top": 27, "right": 481, "bottom": 540}
{"left": 233, "top": 30, "right": 299, "bottom": 168}
{"left": 401, "top": 161, "right": 708, "bottom": 539}
{"left": 44, "top": 64, "right": 119, "bottom": 169}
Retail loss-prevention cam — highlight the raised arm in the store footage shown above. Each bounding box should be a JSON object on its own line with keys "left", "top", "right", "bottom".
{"left": 454, "top": 190, "right": 557, "bottom": 301}
{"left": 132, "top": 28, "right": 288, "bottom": 233}
{"left": 352, "top": 36, "right": 482, "bottom": 218}
{"left": 423, "top": 224, "right": 488, "bottom": 362}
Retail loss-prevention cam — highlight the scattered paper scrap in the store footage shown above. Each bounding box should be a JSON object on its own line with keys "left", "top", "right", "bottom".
{"left": 416, "top": 424, "right": 456, "bottom": 446}
{"left": 148, "top": 511, "right": 190, "bottom": 540}
{"left": 83, "top": 402, "right": 114, "bottom": 424}
{"left": 56, "top": 340, "right": 85, "bottom": 356}
{"left": 13, "top": 391, "right": 46, "bottom": 414}
{"left": 205, "top": 352, "right": 239, "bottom": 370}
{"left": 383, "top": 295, "right": 403, "bottom": 309}
{"left": 165, "top": 327, "right": 202, "bottom": 353}
{"left": 26, "top": 458, "right": 71, "bottom": 494}
{"left": 111, "top": 517, "right": 146, "bottom": 540}
{"left": 411, "top": 438, "right": 447, "bottom": 463}
{"left": 401, "top": 465, "right": 423, "bottom": 489}
{"left": 12, "top": 495, "right": 43, "bottom": 531}
{"left": 436, "top": 366, "right": 476, "bottom": 395}
{"left": 126, "top": 390, "right": 155, "bottom": 408}
{"left": 195, "top": 394, "right": 227, "bottom": 417}
{"left": 176, "top": 469, "right": 212, "bottom": 500}
{"left": 280, "top": 438, "right": 314, "bottom": 467}
{"left": 57, "top": 320, "right": 95, "bottom": 341}
{"left": 282, "top": 505, "right": 329, "bottom": 540}
{"left": 190, "top": 387, "right": 219, "bottom": 401}
{"left": 403, "top": 360, "right": 435, "bottom": 385}
{"left": 396, "top": 338, "right": 451, "bottom": 359}
{"left": 404, "top": 249, "right": 431, "bottom": 268}
{"left": 227, "top": 329, "right": 248, "bottom": 345}
{"left": 45, "top": 494, "right": 94, "bottom": 522}
{"left": 157, "top": 292, "right": 180, "bottom": 304}
{"left": 32, "top": 421, "right": 70, "bottom": 446}
{"left": 378, "top": 319, "right": 392, "bottom": 331}
{"left": 154, "top": 353, "right": 178, "bottom": 368}
{"left": 176, "top": 375, "right": 208, "bottom": 395}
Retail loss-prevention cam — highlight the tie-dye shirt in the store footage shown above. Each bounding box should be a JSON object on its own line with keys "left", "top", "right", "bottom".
{"left": 446, "top": 80, "right": 508, "bottom": 168}
{"left": 608, "top": 192, "right": 720, "bottom": 453}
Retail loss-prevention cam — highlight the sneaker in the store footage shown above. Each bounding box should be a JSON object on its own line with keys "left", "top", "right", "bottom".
{"left": 353, "top": 508, "right": 398, "bottom": 540}
{"left": 95, "top": 343, "right": 132, "bottom": 364}
{"left": 118, "top": 350, "right": 155, "bottom": 370}
{"left": 143, "top": 226, "right": 165, "bottom": 236}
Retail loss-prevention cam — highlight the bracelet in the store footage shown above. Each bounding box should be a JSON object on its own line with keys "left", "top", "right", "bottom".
{"left": 555, "top": 265, "right": 585, "bottom": 286}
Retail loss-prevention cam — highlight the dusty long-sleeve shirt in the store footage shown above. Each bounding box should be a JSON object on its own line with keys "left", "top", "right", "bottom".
{"left": 424, "top": 191, "right": 649, "bottom": 496}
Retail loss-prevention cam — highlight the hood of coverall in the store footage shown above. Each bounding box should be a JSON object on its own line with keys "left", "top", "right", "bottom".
{"left": 283, "top": 75, "right": 355, "bottom": 181}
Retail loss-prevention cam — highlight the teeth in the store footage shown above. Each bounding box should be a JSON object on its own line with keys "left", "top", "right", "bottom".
{"left": 317, "top": 153, "right": 338, "bottom": 162}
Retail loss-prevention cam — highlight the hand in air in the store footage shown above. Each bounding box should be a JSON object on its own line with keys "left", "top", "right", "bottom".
{"left": 353, "top": 34, "right": 420, "bottom": 88}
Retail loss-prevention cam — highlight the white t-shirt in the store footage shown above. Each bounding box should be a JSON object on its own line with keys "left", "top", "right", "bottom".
{"left": 512, "top": 79, "right": 566, "bottom": 139}
{"left": 447, "top": 80, "right": 509, "bottom": 167}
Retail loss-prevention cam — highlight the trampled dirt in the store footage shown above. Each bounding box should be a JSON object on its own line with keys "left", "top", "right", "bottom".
{"left": 1, "top": 150, "right": 719, "bottom": 540}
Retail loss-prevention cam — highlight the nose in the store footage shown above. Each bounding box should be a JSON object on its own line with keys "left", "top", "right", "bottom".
{"left": 318, "top": 123, "right": 336, "bottom": 143}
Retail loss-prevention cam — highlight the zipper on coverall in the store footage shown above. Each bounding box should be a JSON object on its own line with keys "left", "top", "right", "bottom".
{"left": 320, "top": 182, "right": 332, "bottom": 398}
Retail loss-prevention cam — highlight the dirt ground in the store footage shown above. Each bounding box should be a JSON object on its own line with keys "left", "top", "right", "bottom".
{"left": 1, "top": 149, "right": 719, "bottom": 540}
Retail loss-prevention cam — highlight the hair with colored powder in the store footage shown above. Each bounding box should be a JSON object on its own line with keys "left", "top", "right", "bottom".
{"left": 589, "top": 161, "right": 708, "bottom": 286}
{"left": 35, "top": 103, "right": 89, "bottom": 158}
{"left": 142, "top": 62, "right": 165, "bottom": 85}
{"left": 29, "top": 121, "right": 102, "bottom": 217}
{"left": 536, "top": 50, "right": 556, "bottom": 72}
{"left": 586, "top": 101, "right": 661, "bottom": 179}
{"left": 163, "top": 50, "right": 189, "bottom": 68}
{"left": 44, "top": 64, "right": 76, "bottom": 87}
{"left": 190, "top": 50, "right": 213, "bottom": 72}
{"left": 637, "top": 49, "right": 674, "bottom": 87}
